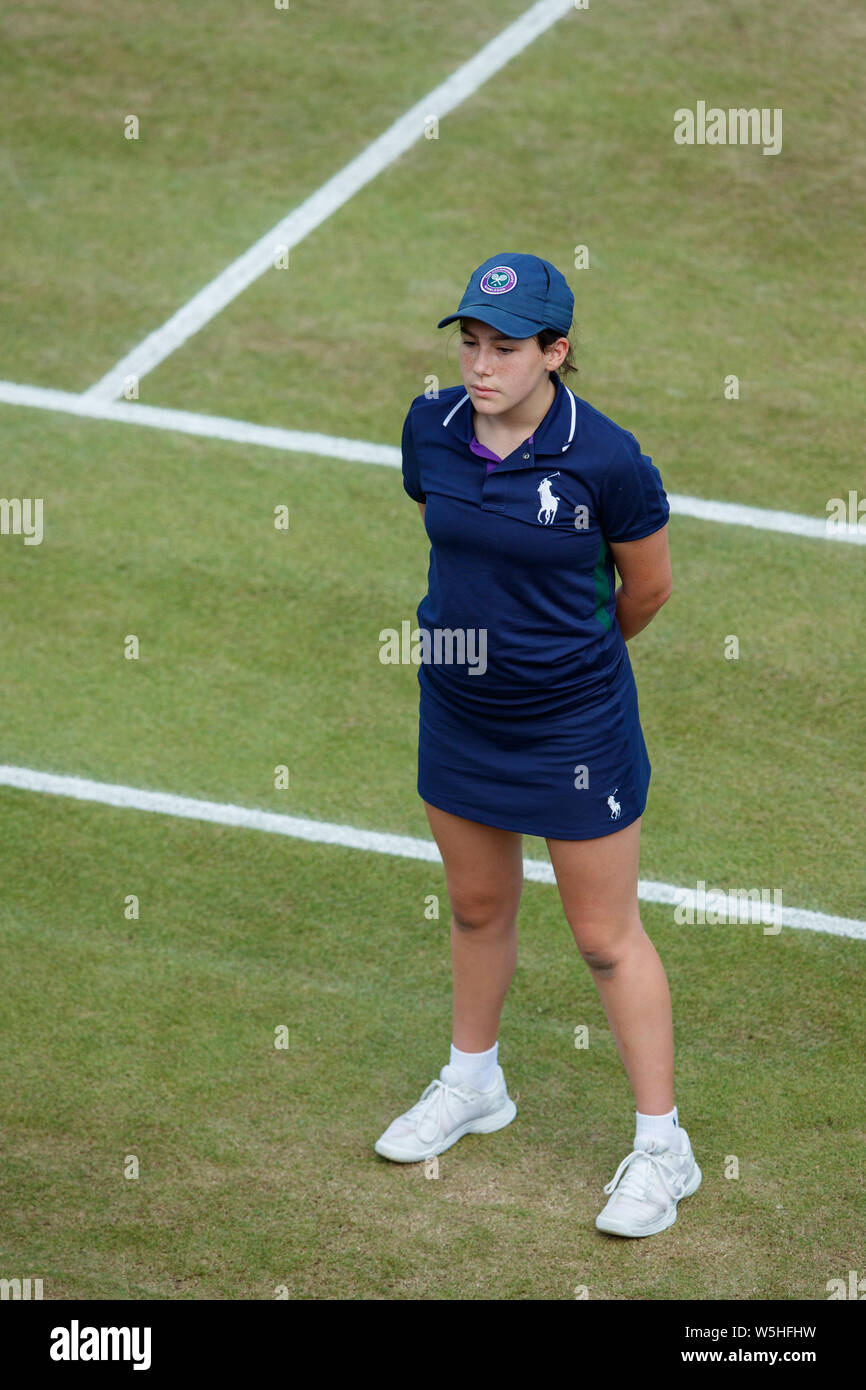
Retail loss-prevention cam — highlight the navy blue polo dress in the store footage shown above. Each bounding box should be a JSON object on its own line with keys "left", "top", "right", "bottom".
{"left": 400, "top": 374, "right": 670, "bottom": 839}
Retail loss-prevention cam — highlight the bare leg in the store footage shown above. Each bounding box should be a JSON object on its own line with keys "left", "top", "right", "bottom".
{"left": 546, "top": 817, "right": 674, "bottom": 1114}
{"left": 423, "top": 801, "right": 524, "bottom": 1052}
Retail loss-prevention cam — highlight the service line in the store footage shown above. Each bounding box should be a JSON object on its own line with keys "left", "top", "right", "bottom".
{"left": 0, "top": 764, "right": 862, "bottom": 940}
{"left": 1, "top": 379, "right": 863, "bottom": 545}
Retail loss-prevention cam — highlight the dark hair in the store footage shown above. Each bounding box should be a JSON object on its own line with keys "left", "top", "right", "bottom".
{"left": 536, "top": 327, "right": 577, "bottom": 380}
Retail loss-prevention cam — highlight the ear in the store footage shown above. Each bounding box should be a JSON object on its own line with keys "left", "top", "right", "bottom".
{"left": 544, "top": 337, "right": 569, "bottom": 370}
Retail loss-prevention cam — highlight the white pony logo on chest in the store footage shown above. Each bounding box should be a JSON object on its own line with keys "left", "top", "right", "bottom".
{"left": 537, "top": 472, "right": 561, "bottom": 524}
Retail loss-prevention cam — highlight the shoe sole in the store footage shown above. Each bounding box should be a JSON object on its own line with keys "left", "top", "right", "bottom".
{"left": 595, "top": 1161, "right": 702, "bottom": 1237}
{"left": 374, "top": 1096, "right": 517, "bottom": 1163}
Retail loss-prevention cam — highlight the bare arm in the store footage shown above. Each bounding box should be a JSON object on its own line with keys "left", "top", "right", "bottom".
{"left": 417, "top": 501, "right": 426, "bottom": 522}
{"left": 608, "top": 524, "right": 672, "bottom": 640}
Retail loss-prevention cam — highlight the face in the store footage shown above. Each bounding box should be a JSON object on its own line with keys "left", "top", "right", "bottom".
{"left": 458, "top": 317, "right": 566, "bottom": 415}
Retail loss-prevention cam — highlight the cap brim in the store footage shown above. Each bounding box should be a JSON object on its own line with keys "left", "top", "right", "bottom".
{"left": 436, "top": 305, "right": 545, "bottom": 338}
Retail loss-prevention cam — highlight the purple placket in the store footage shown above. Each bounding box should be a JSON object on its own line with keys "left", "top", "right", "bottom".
{"left": 470, "top": 431, "right": 535, "bottom": 473}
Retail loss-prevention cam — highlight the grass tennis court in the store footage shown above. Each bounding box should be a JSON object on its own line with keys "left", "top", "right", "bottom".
{"left": 1, "top": 0, "right": 863, "bottom": 1300}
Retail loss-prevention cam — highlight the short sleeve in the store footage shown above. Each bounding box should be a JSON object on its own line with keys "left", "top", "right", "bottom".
{"left": 598, "top": 431, "right": 669, "bottom": 543}
{"left": 401, "top": 407, "right": 426, "bottom": 503}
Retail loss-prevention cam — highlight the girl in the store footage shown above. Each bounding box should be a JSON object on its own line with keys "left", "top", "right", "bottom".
{"left": 375, "top": 253, "right": 700, "bottom": 1238}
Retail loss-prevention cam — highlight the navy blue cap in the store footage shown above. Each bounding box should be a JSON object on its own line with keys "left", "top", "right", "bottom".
{"left": 437, "top": 252, "right": 574, "bottom": 338}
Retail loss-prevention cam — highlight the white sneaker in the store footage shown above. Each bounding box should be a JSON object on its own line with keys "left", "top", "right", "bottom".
{"left": 374, "top": 1063, "right": 517, "bottom": 1162}
{"left": 595, "top": 1130, "right": 702, "bottom": 1237}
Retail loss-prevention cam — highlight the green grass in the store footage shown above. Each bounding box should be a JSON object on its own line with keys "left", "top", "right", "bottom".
{"left": 0, "top": 0, "right": 863, "bottom": 1300}
{"left": 2, "top": 408, "right": 862, "bottom": 919}
{"left": 1, "top": 791, "right": 862, "bottom": 1300}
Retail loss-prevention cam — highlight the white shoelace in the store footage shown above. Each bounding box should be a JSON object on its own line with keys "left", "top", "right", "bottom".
{"left": 603, "top": 1142, "right": 688, "bottom": 1203}
{"left": 405, "top": 1078, "right": 475, "bottom": 1142}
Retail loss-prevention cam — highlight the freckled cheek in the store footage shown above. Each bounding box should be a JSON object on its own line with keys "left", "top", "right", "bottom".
{"left": 504, "top": 361, "right": 531, "bottom": 389}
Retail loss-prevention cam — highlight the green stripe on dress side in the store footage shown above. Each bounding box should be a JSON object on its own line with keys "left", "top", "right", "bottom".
{"left": 593, "top": 535, "right": 612, "bottom": 631}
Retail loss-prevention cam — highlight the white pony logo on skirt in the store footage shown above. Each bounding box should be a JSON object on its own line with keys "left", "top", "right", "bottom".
{"left": 607, "top": 788, "right": 621, "bottom": 819}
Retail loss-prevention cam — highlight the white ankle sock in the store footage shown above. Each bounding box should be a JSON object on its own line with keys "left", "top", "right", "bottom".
{"left": 635, "top": 1105, "right": 682, "bottom": 1150}
{"left": 449, "top": 1041, "right": 499, "bottom": 1092}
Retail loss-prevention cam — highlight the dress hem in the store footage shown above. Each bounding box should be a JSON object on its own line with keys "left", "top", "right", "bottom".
{"left": 417, "top": 785, "right": 648, "bottom": 841}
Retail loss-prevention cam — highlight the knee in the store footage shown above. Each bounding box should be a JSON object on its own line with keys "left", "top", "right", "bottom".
{"left": 451, "top": 894, "right": 514, "bottom": 932}
{"left": 572, "top": 920, "right": 641, "bottom": 974}
{"left": 579, "top": 946, "right": 619, "bottom": 976}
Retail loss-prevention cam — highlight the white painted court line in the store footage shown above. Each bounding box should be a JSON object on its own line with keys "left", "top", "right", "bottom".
{"left": 1, "top": 764, "right": 863, "bottom": 940}
{"left": 0, "top": 380, "right": 399, "bottom": 466}
{"left": 80, "top": 0, "right": 577, "bottom": 405}
{"left": 3, "top": 379, "right": 864, "bottom": 544}
{"left": 667, "top": 493, "right": 866, "bottom": 543}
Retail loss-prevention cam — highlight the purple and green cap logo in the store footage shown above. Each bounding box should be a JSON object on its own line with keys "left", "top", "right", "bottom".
{"left": 479, "top": 266, "right": 518, "bottom": 294}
